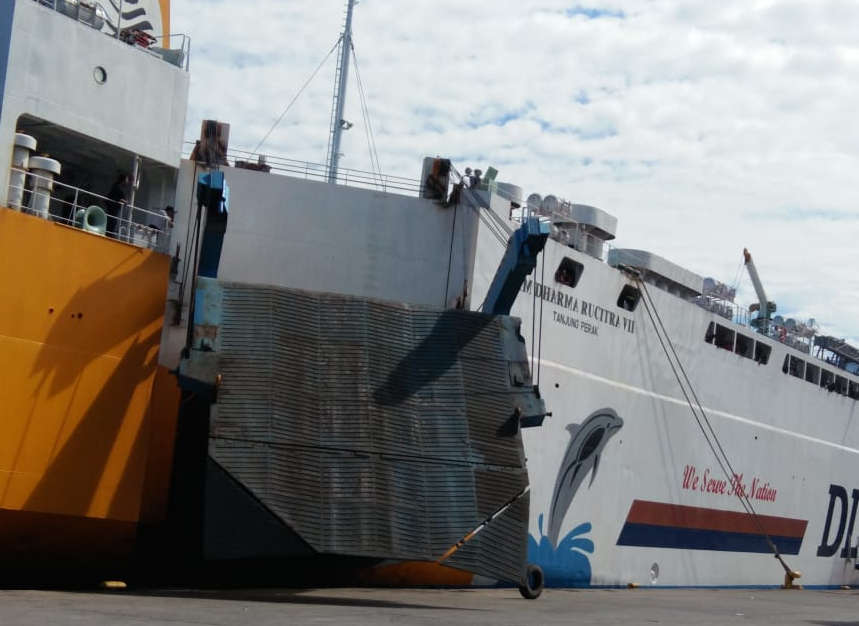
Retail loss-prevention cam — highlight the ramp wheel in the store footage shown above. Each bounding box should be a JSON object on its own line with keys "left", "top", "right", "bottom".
{"left": 518, "top": 564, "right": 544, "bottom": 600}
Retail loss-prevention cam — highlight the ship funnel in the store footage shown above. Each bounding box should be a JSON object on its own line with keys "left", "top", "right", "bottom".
{"left": 27, "top": 156, "right": 62, "bottom": 218}
{"left": 9, "top": 133, "right": 37, "bottom": 210}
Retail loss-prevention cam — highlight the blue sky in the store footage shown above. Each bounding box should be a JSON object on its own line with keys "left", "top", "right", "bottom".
{"left": 172, "top": 0, "right": 859, "bottom": 343}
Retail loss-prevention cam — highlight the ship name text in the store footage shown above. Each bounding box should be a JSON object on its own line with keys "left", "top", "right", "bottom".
{"left": 817, "top": 484, "right": 859, "bottom": 559}
{"left": 522, "top": 279, "right": 636, "bottom": 337}
{"left": 681, "top": 464, "right": 777, "bottom": 502}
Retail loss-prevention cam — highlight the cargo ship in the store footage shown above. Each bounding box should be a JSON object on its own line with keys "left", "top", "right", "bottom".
{"left": 0, "top": 0, "right": 549, "bottom": 593}
{"left": 5, "top": 0, "right": 859, "bottom": 592}
{"left": 465, "top": 186, "right": 859, "bottom": 588}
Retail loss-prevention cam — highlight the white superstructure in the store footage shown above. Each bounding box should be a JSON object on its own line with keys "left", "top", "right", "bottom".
{"left": 0, "top": 0, "right": 188, "bottom": 214}
{"left": 468, "top": 180, "right": 859, "bottom": 588}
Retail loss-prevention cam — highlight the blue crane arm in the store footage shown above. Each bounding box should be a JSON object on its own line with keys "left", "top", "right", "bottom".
{"left": 484, "top": 217, "right": 550, "bottom": 315}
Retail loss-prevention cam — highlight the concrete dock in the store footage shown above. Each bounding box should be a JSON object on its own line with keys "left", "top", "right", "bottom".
{"left": 1, "top": 587, "right": 857, "bottom": 625}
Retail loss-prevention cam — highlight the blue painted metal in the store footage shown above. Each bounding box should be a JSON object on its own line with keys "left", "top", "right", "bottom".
{"left": 483, "top": 217, "right": 550, "bottom": 315}
{"left": 175, "top": 277, "right": 224, "bottom": 393}
{"left": 616, "top": 524, "right": 803, "bottom": 555}
{"left": 197, "top": 171, "right": 229, "bottom": 278}
{"left": 0, "top": 1, "right": 15, "bottom": 123}
{"left": 196, "top": 171, "right": 226, "bottom": 212}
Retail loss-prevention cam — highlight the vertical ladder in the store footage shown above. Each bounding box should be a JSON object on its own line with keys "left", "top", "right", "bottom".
{"left": 325, "top": 0, "right": 355, "bottom": 184}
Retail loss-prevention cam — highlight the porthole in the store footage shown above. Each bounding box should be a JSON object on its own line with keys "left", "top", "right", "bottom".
{"left": 93, "top": 66, "right": 107, "bottom": 84}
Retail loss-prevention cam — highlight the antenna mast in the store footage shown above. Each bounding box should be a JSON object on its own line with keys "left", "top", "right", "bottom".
{"left": 326, "top": 0, "right": 355, "bottom": 184}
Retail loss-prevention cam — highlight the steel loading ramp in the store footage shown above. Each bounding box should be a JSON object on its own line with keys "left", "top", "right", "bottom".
{"left": 177, "top": 278, "right": 544, "bottom": 584}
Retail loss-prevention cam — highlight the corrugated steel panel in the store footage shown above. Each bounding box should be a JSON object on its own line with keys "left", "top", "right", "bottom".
{"left": 191, "top": 278, "right": 539, "bottom": 583}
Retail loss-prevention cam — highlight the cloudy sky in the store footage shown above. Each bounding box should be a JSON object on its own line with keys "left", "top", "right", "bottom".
{"left": 171, "top": 0, "right": 859, "bottom": 343}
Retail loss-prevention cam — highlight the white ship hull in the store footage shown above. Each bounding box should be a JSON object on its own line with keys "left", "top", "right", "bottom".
{"left": 471, "top": 198, "right": 859, "bottom": 588}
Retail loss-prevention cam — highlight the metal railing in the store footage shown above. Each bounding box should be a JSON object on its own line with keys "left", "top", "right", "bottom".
{"left": 6, "top": 170, "right": 172, "bottom": 254}
{"left": 147, "top": 33, "right": 191, "bottom": 71}
{"left": 32, "top": 0, "right": 190, "bottom": 71}
{"left": 182, "top": 143, "right": 424, "bottom": 196}
{"left": 509, "top": 207, "right": 612, "bottom": 263}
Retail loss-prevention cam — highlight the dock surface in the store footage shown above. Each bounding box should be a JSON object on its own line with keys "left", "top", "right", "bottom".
{"left": 1, "top": 587, "right": 856, "bottom": 625}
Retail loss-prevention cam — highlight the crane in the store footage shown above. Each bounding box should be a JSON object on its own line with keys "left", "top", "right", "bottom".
{"left": 743, "top": 247, "right": 776, "bottom": 334}
{"left": 483, "top": 217, "right": 550, "bottom": 315}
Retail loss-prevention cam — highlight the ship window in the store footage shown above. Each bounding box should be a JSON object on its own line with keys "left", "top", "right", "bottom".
{"left": 787, "top": 356, "right": 805, "bottom": 379}
{"left": 617, "top": 284, "right": 640, "bottom": 312}
{"left": 820, "top": 369, "right": 835, "bottom": 391}
{"left": 849, "top": 382, "right": 859, "bottom": 400}
{"left": 555, "top": 258, "right": 584, "bottom": 288}
{"left": 705, "top": 322, "right": 716, "bottom": 344}
{"left": 835, "top": 375, "right": 848, "bottom": 395}
{"left": 713, "top": 324, "right": 734, "bottom": 351}
{"left": 754, "top": 342, "right": 771, "bottom": 365}
{"left": 804, "top": 362, "right": 819, "bottom": 385}
{"left": 735, "top": 333, "right": 753, "bottom": 359}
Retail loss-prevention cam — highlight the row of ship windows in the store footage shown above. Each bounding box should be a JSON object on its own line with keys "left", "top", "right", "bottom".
{"left": 553, "top": 258, "right": 859, "bottom": 399}
{"left": 706, "top": 322, "right": 859, "bottom": 399}
{"left": 555, "top": 258, "right": 642, "bottom": 312}
{"left": 782, "top": 355, "right": 859, "bottom": 397}
{"left": 555, "top": 257, "right": 859, "bottom": 401}
{"left": 705, "top": 322, "right": 772, "bottom": 364}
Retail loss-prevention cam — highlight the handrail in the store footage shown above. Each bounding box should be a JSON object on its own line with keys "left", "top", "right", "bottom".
{"left": 149, "top": 33, "right": 191, "bottom": 71}
{"left": 6, "top": 170, "right": 172, "bottom": 254}
{"left": 32, "top": 0, "right": 190, "bottom": 71}
{"left": 182, "top": 142, "right": 423, "bottom": 196}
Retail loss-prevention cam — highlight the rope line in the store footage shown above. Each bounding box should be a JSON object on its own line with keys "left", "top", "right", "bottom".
{"left": 536, "top": 248, "right": 546, "bottom": 387}
{"left": 253, "top": 38, "right": 341, "bottom": 155}
{"left": 444, "top": 203, "right": 458, "bottom": 308}
{"left": 350, "top": 43, "right": 383, "bottom": 186}
{"left": 635, "top": 276, "right": 795, "bottom": 576}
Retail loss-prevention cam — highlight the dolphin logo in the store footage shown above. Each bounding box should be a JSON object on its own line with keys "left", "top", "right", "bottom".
{"left": 547, "top": 408, "right": 623, "bottom": 547}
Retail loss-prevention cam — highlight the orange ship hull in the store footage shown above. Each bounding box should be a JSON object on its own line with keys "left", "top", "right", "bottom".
{"left": 0, "top": 208, "right": 178, "bottom": 575}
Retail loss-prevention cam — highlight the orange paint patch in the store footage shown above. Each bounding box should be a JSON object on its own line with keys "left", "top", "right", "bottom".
{"left": 356, "top": 561, "right": 474, "bottom": 587}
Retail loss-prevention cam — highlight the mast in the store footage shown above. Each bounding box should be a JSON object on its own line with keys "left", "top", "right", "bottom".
{"left": 326, "top": 0, "right": 355, "bottom": 184}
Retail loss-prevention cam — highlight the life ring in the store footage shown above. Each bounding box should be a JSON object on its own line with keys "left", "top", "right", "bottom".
{"left": 518, "top": 563, "right": 545, "bottom": 600}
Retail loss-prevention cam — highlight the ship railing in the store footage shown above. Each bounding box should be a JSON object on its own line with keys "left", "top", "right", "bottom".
{"left": 692, "top": 295, "right": 753, "bottom": 326}
{"left": 149, "top": 33, "right": 191, "bottom": 71}
{"left": 6, "top": 172, "right": 172, "bottom": 254}
{"left": 517, "top": 208, "right": 611, "bottom": 262}
{"left": 32, "top": 0, "right": 190, "bottom": 70}
{"left": 692, "top": 288, "right": 819, "bottom": 355}
{"left": 182, "top": 143, "right": 424, "bottom": 196}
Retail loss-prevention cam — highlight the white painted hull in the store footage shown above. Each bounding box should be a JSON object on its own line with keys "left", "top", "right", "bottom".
{"left": 472, "top": 209, "right": 859, "bottom": 588}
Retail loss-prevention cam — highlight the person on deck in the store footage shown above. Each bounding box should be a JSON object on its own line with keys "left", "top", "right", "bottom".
{"left": 106, "top": 172, "right": 131, "bottom": 238}
{"left": 150, "top": 205, "right": 175, "bottom": 231}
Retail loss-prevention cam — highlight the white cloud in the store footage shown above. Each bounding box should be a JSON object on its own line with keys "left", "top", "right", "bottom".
{"left": 173, "top": 0, "right": 859, "bottom": 342}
